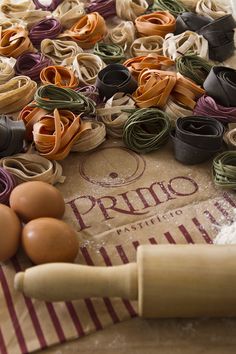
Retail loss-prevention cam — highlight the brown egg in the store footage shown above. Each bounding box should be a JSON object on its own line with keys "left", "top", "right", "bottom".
{"left": 22, "top": 217, "right": 79, "bottom": 264}
{"left": 9, "top": 181, "right": 65, "bottom": 222}
{"left": 0, "top": 204, "right": 22, "bottom": 262}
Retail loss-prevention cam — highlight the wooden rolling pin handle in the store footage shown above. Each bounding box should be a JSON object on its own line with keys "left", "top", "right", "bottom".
{"left": 14, "top": 262, "right": 138, "bottom": 301}
{"left": 15, "top": 245, "right": 236, "bottom": 318}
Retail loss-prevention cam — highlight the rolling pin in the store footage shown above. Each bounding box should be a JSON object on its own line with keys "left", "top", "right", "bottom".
{"left": 14, "top": 244, "right": 236, "bottom": 318}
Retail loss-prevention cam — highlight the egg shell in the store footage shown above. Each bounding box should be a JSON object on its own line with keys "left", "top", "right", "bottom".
{"left": 9, "top": 181, "right": 65, "bottom": 222}
{"left": 22, "top": 217, "right": 79, "bottom": 264}
{"left": 0, "top": 204, "right": 22, "bottom": 262}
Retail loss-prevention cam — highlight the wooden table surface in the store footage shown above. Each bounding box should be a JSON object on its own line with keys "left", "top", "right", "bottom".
{"left": 37, "top": 316, "right": 236, "bottom": 354}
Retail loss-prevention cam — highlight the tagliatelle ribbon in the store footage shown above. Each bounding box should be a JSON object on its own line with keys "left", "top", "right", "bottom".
{"left": 171, "top": 115, "right": 224, "bottom": 165}
{"left": 16, "top": 9, "right": 52, "bottom": 28}
{"left": 152, "top": 0, "right": 188, "bottom": 17}
{"left": 59, "top": 12, "right": 107, "bottom": 49}
{"left": 133, "top": 69, "right": 176, "bottom": 109}
{"left": 0, "top": 56, "right": 15, "bottom": 84}
{"left": 175, "top": 11, "right": 214, "bottom": 34}
{"left": 33, "top": 108, "right": 92, "bottom": 160}
{"left": 71, "top": 120, "right": 106, "bottom": 152}
{"left": 173, "top": 73, "right": 205, "bottom": 109}
{"left": 116, "top": 0, "right": 149, "bottom": 22}
{"left": 133, "top": 69, "right": 205, "bottom": 109}
{"left": 0, "top": 76, "right": 37, "bottom": 114}
{"left": 135, "top": 11, "right": 176, "bottom": 38}
{"left": 86, "top": 0, "right": 116, "bottom": 19}
{"left": 163, "top": 98, "right": 193, "bottom": 125}
{"left": 0, "top": 167, "right": 16, "bottom": 205}
{"left": 53, "top": 0, "right": 85, "bottom": 28}
{"left": 96, "top": 63, "right": 138, "bottom": 100}
{"left": 203, "top": 66, "right": 236, "bottom": 108}
{"left": 195, "top": 0, "right": 230, "bottom": 19}
{"left": 225, "top": 125, "right": 236, "bottom": 150}
{"left": 123, "top": 107, "right": 171, "bottom": 153}
{"left": 130, "top": 35, "right": 164, "bottom": 57}
{"left": 0, "top": 0, "right": 34, "bottom": 16}
{"left": 177, "top": 0, "right": 195, "bottom": 10}
{"left": 0, "top": 0, "right": 51, "bottom": 27}
{"left": 33, "top": 0, "right": 63, "bottom": 12}
{"left": 0, "top": 115, "right": 26, "bottom": 157}
{"left": 64, "top": 52, "right": 106, "bottom": 86}
{"left": 0, "top": 153, "right": 65, "bottom": 185}
{"left": 194, "top": 95, "right": 236, "bottom": 123}
{"left": 97, "top": 93, "right": 136, "bottom": 138}
{"left": 0, "top": 18, "right": 27, "bottom": 30}
{"left": 176, "top": 54, "right": 212, "bottom": 86}
{"left": 40, "top": 65, "right": 78, "bottom": 89}
{"left": 18, "top": 105, "right": 49, "bottom": 141}
{"left": 34, "top": 84, "right": 96, "bottom": 115}
{"left": 15, "top": 52, "right": 52, "bottom": 82}
{"left": 108, "top": 21, "right": 136, "bottom": 52}
{"left": 0, "top": 27, "right": 34, "bottom": 58}
{"left": 76, "top": 85, "right": 101, "bottom": 105}
{"left": 29, "top": 18, "right": 63, "bottom": 47}
{"left": 163, "top": 31, "right": 209, "bottom": 60}
{"left": 41, "top": 38, "right": 83, "bottom": 65}
{"left": 124, "top": 54, "right": 174, "bottom": 81}
{"left": 213, "top": 151, "right": 236, "bottom": 190}
{"left": 93, "top": 43, "right": 125, "bottom": 63}
{"left": 176, "top": 12, "right": 236, "bottom": 62}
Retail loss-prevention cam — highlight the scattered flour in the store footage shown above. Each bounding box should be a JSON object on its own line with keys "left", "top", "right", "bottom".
{"left": 214, "top": 222, "right": 236, "bottom": 245}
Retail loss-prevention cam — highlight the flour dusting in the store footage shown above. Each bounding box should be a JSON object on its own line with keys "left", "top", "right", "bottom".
{"left": 214, "top": 221, "right": 236, "bottom": 245}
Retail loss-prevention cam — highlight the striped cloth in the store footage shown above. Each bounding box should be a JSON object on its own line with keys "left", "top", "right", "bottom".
{"left": 1, "top": 187, "right": 236, "bottom": 353}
